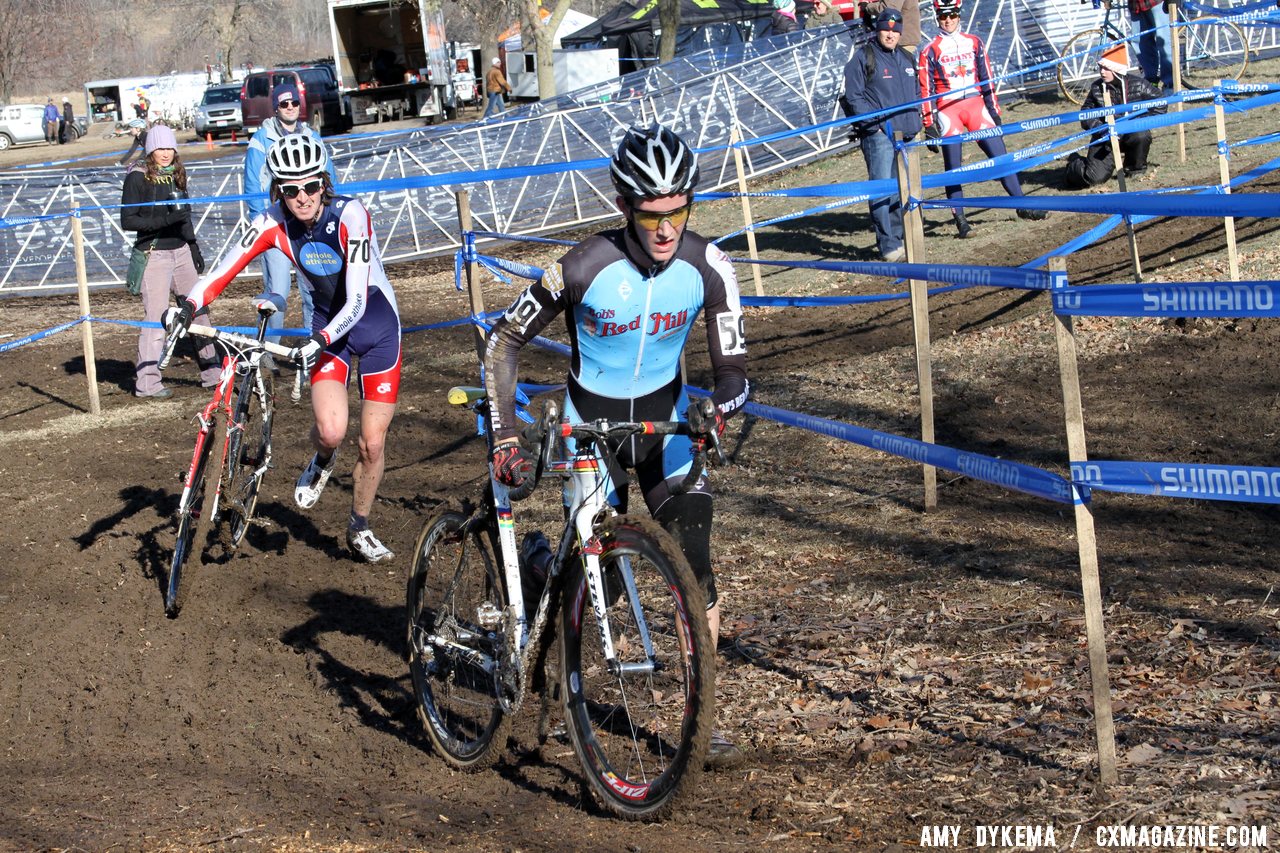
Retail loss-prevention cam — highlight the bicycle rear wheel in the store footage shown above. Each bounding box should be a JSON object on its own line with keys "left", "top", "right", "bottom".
{"left": 558, "top": 515, "right": 713, "bottom": 820}
{"left": 1058, "top": 28, "right": 1109, "bottom": 105}
{"left": 220, "top": 368, "right": 274, "bottom": 550}
{"left": 166, "top": 413, "right": 226, "bottom": 617}
{"left": 407, "top": 508, "right": 511, "bottom": 770}
{"left": 1179, "top": 18, "right": 1248, "bottom": 89}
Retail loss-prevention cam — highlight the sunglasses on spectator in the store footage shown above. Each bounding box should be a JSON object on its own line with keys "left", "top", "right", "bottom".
{"left": 279, "top": 179, "right": 324, "bottom": 199}
{"left": 277, "top": 99, "right": 302, "bottom": 109}
{"left": 631, "top": 202, "right": 692, "bottom": 231}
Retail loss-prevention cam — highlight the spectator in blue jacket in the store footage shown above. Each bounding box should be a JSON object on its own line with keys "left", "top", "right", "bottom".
{"left": 243, "top": 83, "right": 337, "bottom": 340}
{"left": 43, "top": 98, "right": 60, "bottom": 144}
{"left": 841, "top": 8, "right": 922, "bottom": 261}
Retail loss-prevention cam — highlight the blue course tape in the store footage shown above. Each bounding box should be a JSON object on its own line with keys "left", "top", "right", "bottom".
{"left": 737, "top": 397, "right": 1075, "bottom": 505}
{"left": 1077, "top": 460, "right": 1280, "bottom": 505}
{"left": 739, "top": 257, "right": 1052, "bottom": 289}
{"left": 0, "top": 317, "right": 84, "bottom": 354}
{"left": 933, "top": 191, "right": 1280, "bottom": 218}
{"left": 1053, "top": 281, "right": 1280, "bottom": 318}
{"left": 88, "top": 317, "right": 310, "bottom": 336}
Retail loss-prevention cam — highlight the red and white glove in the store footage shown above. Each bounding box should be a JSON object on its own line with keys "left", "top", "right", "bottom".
{"left": 491, "top": 441, "right": 532, "bottom": 488}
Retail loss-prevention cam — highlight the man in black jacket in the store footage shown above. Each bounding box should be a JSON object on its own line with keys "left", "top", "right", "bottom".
{"left": 1069, "top": 43, "right": 1166, "bottom": 186}
{"left": 841, "top": 8, "right": 922, "bottom": 261}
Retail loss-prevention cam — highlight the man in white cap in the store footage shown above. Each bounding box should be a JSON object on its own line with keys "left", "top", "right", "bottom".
{"left": 483, "top": 57, "right": 511, "bottom": 119}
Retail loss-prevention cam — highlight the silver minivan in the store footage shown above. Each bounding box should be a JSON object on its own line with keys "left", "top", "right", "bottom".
{"left": 0, "top": 103, "right": 88, "bottom": 150}
{"left": 193, "top": 84, "right": 243, "bottom": 140}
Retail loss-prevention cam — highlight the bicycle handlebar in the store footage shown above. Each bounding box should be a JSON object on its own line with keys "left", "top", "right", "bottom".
{"left": 159, "top": 322, "right": 299, "bottom": 372}
{"left": 508, "top": 403, "right": 725, "bottom": 502}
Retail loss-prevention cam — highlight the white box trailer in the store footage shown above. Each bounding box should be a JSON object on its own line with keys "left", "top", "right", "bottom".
{"left": 507, "top": 49, "right": 620, "bottom": 100}
{"left": 84, "top": 72, "right": 209, "bottom": 126}
{"left": 327, "top": 0, "right": 454, "bottom": 126}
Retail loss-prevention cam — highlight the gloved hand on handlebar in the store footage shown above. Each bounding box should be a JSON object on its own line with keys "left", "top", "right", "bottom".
{"left": 686, "top": 398, "right": 725, "bottom": 440}
{"left": 491, "top": 440, "right": 532, "bottom": 489}
{"left": 292, "top": 332, "right": 327, "bottom": 375}
{"left": 162, "top": 299, "right": 196, "bottom": 338}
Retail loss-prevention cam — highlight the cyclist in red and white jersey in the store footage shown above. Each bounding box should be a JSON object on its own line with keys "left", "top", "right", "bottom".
{"left": 163, "top": 135, "right": 402, "bottom": 564}
{"left": 917, "top": 0, "right": 1047, "bottom": 237}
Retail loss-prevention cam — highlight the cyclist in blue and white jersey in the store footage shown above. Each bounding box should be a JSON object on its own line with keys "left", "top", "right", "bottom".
{"left": 164, "top": 135, "right": 401, "bottom": 564}
{"left": 483, "top": 123, "right": 750, "bottom": 769}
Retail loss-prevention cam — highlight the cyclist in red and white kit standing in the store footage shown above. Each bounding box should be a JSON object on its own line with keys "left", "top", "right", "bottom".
{"left": 917, "top": 0, "right": 1048, "bottom": 238}
{"left": 163, "top": 135, "right": 401, "bottom": 564}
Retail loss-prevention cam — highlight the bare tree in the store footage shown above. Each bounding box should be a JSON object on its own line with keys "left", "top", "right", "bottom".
{"left": 0, "top": 0, "right": 82, "bottom": 103}
{"left": 521, "top": 0, "right": 574, "bottom": 99}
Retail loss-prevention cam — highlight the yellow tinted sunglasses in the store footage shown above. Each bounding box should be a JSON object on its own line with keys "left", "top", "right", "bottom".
{"left": 632, "top": 203, "right": 692, "bottom": 231}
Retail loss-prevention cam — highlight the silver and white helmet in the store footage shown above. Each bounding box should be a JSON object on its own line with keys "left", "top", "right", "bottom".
{"left": 266, "top": 135, "right": 328, "bottom": 181}
{"left": 610, "top": 123, "right": 699, "bottom": 200}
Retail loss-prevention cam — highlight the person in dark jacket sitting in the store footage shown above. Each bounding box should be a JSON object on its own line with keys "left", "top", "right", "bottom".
{"left": 1070, "top": 43, "right": 1167, "bottom": 186}
{"left": 841, "top": 8, "right": 922, "bottom": 261}
{"left": 120, "top": 124, "right": 219, "bottom": 398}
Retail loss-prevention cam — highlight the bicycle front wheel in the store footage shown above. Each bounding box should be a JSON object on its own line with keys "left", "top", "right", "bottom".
{"left": 558, "top": 515, "right": 714, "bottom": 820}
{"left": 1058, "top": 28, "right": 1109, "bottom": 105}
{"left": 221, "top": 369, "right": 274, "bottom": 550}
{"left": 166, "top": 413, "right": 226, "bottom": 617}
{"left": 1179, "top": 17, "right": 1248, "bottom": 89}
{"left": 407, "top": 508, "right": 511, "bottom": 770}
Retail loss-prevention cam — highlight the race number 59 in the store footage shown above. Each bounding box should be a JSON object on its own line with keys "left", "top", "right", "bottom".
{"left": 716, "top": 311, "right": 746, "bottom": 356}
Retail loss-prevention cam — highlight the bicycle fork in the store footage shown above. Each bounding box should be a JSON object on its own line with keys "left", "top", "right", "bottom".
{"left": 567, "top": 464, "right": 659, "bottom": 679}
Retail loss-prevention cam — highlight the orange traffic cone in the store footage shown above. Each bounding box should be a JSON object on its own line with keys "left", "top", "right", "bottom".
{"left": 205, "top": 132, "right": 213, "bottom": 150}
{"left": 230, "top": 128, "right": 237, "bottom": 143}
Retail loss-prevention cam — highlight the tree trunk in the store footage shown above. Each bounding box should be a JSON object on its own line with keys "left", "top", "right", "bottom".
{"left": 658, "top": 0, "right": 681, "bottom": 63}
{"left": 523, "top": 0, "right": 574, "bottom": 100}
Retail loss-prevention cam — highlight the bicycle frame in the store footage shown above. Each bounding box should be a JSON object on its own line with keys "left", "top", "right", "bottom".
{"left": 457, "top": 391, "right": 717, "bottom": 710}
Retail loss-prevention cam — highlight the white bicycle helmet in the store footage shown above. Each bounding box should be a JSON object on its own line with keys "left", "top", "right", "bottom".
{"left": 128, "top": 118, "right": 147, "bottom": 130}
{"left": 933, "top": 0, "right": 961, "bottom": 16}
{"left": 610, "top": 123, "right": 699, "bottom": 200}
{"left": 267, "top": 135, "right": 328, "bottom": 181}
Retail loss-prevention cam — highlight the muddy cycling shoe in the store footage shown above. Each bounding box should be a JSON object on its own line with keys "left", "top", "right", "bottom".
{"left": 347, "top": 528, "right": 395, "bottom": 563}
{"left": 294, "top": 451, "right": 337, "bottom": 509}
{"left": 705, "top": 730, "right": 744, "bottom": 772}
{"left": 1016, "top": 208, "right": 1049, "bottom": 221}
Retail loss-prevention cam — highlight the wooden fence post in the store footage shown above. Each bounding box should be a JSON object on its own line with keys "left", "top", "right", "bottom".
{"left": 897, "top": 145, "right": 937, "bottom": 511}
{"left": 455, "top": 190, "right": 487, "bottom": 364}
{"left": 1170, "top": 0, "right": 1186, "bottom": 163}
{"left": 1102, "top": 87, "right": 1143, "bottom": 283}
{"left": 730, "top": 125, "right": 765, "bottom": 297}
{"left": 71, "top": 206, "right": 101, "bottom": 416}
{"left": 1213, "top": 82, "right": 1241, "bottom": 282}
{"left": 1049, "top": 256, "right": 1119, "bottom": 788}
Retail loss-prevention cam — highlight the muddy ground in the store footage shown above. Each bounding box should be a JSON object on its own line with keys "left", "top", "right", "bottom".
{"left": 1, "top": 91, "right": 1278, "bottom": 852}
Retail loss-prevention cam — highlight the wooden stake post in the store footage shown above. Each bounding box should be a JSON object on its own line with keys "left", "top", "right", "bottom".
{"left": 730, "top": 126, "right": 765, "bottom": 297}
{"left": 1049, "top": 256, "right": 1119, "bottom": 788}
{"left": 71, "top": 207, "right": 101, "bottom": 416}
{"left": 896, "top": 145, "right": 937, "bottom": 511}
{"left": 1213, "top": 82, "right": 1241, "bottom": 282}
{"left": 1102, "top": 87, "right": 1143, "bottom": 283}
{"left": 455, "top": 190, "right": 487, "bottom": 364}
{"left": 1170, "top": 0, "right": 1186, "bottom": 163}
